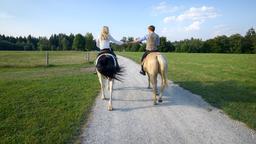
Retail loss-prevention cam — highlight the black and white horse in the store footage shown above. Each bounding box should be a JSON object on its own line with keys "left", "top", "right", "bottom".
{"left": 95, "top": 53, "right": 122, "bottom": 111}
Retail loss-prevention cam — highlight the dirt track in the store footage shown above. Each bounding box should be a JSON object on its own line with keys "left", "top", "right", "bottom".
{"left": 80, "top": 56, "right": 256, "bottom": 144}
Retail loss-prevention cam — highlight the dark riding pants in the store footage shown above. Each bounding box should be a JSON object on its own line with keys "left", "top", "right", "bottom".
{"left": 141, "top": 50, "right": 159, "bottom": 62}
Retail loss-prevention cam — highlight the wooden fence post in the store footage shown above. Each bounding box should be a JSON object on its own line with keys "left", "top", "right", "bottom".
{"left": 46, "top": 51, "right": 49, "bottom": 66}
{"left": 85, "top": 52, "right": 90, "bottom": 62}
{"left": 87, "top": 52, "right": 90, "bottom": 62}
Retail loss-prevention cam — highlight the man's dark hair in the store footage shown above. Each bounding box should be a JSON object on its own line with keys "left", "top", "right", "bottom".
{"left": 148, "top": 25, "right": 155, "bottom": 32}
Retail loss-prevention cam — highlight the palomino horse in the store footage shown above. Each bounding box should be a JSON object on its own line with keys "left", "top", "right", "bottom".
{"left": 95, "top": 53, "right": 122, "bottom": 111}
{"left": 143, "top": 52, "right": 168, "bottom": 105}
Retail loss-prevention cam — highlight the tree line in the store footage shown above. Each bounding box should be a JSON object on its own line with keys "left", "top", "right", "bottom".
{"left": 0, "top": 27, "right": 255, "bottom": 53}
{"left": 172, "top": 28, "right": 256, "bottom": 53}
{"left": 112, "top": 27, "right": 256, "bottom": 53}
{"left": 0, "top": 33, "right": 96, "bottom": 51}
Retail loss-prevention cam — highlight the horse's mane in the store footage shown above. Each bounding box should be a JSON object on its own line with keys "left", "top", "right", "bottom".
{"left": 96, "top": 54, "right": 123, "bottom": 81}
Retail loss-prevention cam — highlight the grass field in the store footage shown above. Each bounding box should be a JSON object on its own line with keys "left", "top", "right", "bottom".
{"left": 118, "top": 52, "right": 256, "bottom": 130}
{"left": 0, "top": 51, "right": 99, "bottom": 143}
{"left": 0, "top": 51, "right": 95, "bottom": 67}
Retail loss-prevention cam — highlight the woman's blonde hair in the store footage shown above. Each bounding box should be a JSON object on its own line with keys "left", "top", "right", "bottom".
{"left": 100, "top": 26, "right": 109, "bottom": 40}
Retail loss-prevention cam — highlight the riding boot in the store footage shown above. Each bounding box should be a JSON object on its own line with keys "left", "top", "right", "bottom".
{"left": 140, "top": 65, "right": 146, "bottom": 76}
{"left": 114, "top": 57, "right": 121, "bottom": 71}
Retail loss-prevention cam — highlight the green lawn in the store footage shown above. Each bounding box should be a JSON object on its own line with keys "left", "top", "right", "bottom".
{"left": 0, "top": 51, "right": 99, "bottom": 143}
{"left": 118, "top": 52, "right": 256, "bottom": 130}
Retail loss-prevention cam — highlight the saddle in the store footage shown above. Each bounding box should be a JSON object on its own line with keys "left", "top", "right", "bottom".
{"left": 96, "top": 50, "right": 118, "bottom": 68}
{"left": 142, "top": 50, "right": 159, "bottom": 63}
{"left": 97, "top": 49, "right": 116, "bottom": 57}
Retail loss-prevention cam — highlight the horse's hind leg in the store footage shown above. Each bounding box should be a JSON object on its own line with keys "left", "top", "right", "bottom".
{"left": 108, "top": 79, "right": 113, "bottom": 111}
{"left": 147, "top": 75, "right": 151, "bottom": 89}
{"left": 159, "top": 66, "right": 168, "bottom": 103}
{"left": 107, "top": 79, "right": 110, "bottom": 90}
{"left": 97, "top": 70, "right": 105, "bottom": 100}
{"left": 158, "top": 79, "right": 164, "bottom": 103}
{"left": 150, "top": 75, "right": 157, "bottom": 105}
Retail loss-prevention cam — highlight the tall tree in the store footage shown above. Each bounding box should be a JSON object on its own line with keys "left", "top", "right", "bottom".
{"left": 158, "top": 37, "right": 167, "bottom": 52}
{"left": 229, "top": 34, "right": 243, "bottom": 53}
{"left": 72, "top": 34, "right": 85, "bottom": 51}
{"left": 242, "top": 27, "right": 256, "bottom": 53}
{"left": 60, "top": 37, "right": 69, "bottom": 50}
{"left": 38, "top": 37, "right": 50, "bottom": 51}
{"left": 85, "top": 33, "right": 94, "bottom": 51}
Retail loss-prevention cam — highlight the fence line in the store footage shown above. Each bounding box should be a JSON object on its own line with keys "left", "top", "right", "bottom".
{"left": 0, "top": 51, "right": 97, "bottom": 67}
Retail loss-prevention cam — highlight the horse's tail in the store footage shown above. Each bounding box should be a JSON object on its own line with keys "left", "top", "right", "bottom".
{"left": 157, "top": 54, "right": 168, "bottom": 88}
{"left": 96, "top": 54, "right": 123, "bottom": 81}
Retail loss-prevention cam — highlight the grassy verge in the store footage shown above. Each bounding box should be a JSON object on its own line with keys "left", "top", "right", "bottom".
{"left": 118, "top": 52, "right": 256, "bottom": 130}
{"left": 0, "top": 51, "right": 99, "bottom": 143}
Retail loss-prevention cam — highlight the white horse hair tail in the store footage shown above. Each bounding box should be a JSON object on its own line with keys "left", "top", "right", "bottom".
{"left": 157, "top": 54, "right": 168, "bottom": 88}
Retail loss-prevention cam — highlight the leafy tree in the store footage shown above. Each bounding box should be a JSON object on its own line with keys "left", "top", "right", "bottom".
{"left": 60, "top": 37, "right": 69, "bottom": 50}
{"left": 158, "top": 37, "right": 168, "bottom": 52}
{"left": 38, "top": 37, "right": 50, "bottom": 51}
{"left": 68, "top": 34, "right": 75, "bottom": 50}
{"left": 166, "top": 41, "right": 175, "bottom": 52}
{"left": 242, "top": 27, "right": 256, "bottom": 53}
{"left": 72, "top": 34, "right": 85, "bottom": 51}
{"left": 229, "top": 34, "right": 243, "bottom": 53}
{"left": 127, "top": 37, "right": 134, "bottom": 42}
{"left": 49, "top": 34, "right": 59, "bottom": 50}
{"left": 121, "top": 37, "right": 127, "bottom": 43}
{"left": 131, "top": 43, "right": 140, "bottom": 51}
{"left": 201, "top": 40, "right": 213, "bottom": 53}
{"left": 85, "top": 33, "right": 94, "bottom": 51}
{"left": 138, "top": 43, "right": 146, "bottom": 52}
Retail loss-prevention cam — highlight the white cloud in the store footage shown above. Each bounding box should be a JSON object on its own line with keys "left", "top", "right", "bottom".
{"left": 0, "top": 12, "right": 14, "bottom": 19}
{"left": 178, "top": 6, "right": 218, "bottom": 21}
{"left": 163, "top": 6, "right": 218, "bottom": 23}
{"left": 162, "top": 6, "right": 219, "bottom": 32}
{"left": 161, "top": 27, "right": 169, "bottom": 34}
{"left": 152, "top": 1, "right": 182, "bottom": 15}
{"left": 163, "top": 16, "right": 176, "bottom": 23}
{"left": 185, "top": 21, "right": 203, "bottom": 31}
{"left": 212, "top": 24, "right": 234, "bottom": 37}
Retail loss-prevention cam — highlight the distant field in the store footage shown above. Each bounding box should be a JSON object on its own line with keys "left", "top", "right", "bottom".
{"left": 0, "top": 51, "right": 96, "bottom": 67}
{"left": 0, "top": 51, "right": 98, "bottom": 143}
{"left": 118, "top": 52, "right": 256, "bottom": 130}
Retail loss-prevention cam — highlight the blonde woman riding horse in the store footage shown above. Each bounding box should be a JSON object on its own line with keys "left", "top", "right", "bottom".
{"left": 134, "top": 25, "right": 168, "bottom": 105}
{"left": 96, "top": 26, "right": 124, "bottom": 111}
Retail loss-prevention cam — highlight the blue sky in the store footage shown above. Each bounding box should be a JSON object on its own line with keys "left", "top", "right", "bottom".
{"left": 0, "top": 0, "right": 255, "bottom": 41}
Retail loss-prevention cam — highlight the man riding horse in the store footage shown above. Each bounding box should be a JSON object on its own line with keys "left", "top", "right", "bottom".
{"left": 133, "top": 25, "right": 168, "bottom": 105}
{"left": 133, "top": 25, "right": 160, "bottom": 75}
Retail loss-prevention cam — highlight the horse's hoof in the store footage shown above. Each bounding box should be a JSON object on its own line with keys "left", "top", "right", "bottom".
{"left": 158, "top": 99, "right": 163, "bottom": 103}
{"left": 101, "top": 97, "right": 105, "bottom": 100}
{"left": 153, "top": 101, "right": 157, "bottom": 105}
{"left": 147, "top": 87, "right": 151, "bottom": 89}
{"left": 108, "top": 105, "right": 113, "bottom": 111}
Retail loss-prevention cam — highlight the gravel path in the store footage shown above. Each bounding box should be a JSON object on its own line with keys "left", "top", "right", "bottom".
{"left": 80, "top": 56, "right": 256, "bottom": 144}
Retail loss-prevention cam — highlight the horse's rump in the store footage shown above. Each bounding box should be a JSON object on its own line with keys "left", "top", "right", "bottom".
{"left": 95, "top": 53, "right": 123, "bottom": 81}
{"left": 156, "top": 54, "right": 168, "bottom": 88}
{"left": 145, "top": 52, "right": 168, "bottom": 87}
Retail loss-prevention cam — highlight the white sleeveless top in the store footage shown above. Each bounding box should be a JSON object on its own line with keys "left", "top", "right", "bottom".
{"left": 96, "top": 34, "right": 123, "bottom": 50}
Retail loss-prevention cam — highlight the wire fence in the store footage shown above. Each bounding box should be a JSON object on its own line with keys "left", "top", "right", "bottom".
{"left": 0, "top": 51, "right": 97, "bottom": 68}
